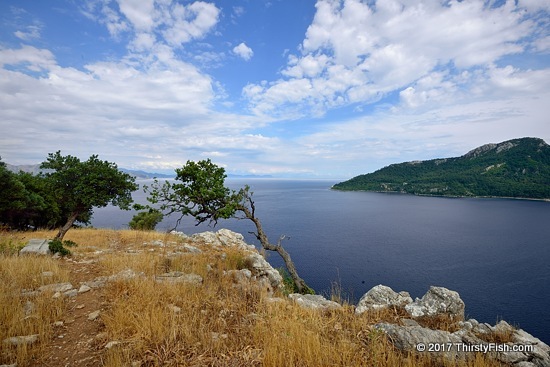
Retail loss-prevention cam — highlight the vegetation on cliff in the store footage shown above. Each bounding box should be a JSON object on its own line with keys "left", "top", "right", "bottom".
{"left": 333, "top": 138, "right": 550, "bottom": 199}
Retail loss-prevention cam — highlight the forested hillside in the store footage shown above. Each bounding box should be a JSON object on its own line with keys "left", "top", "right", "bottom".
{"left": 333, "top": 138, "right": 550, "bottom": 199}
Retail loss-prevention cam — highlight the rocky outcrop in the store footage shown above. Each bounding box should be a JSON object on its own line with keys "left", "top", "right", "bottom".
{"left": 375, "top": 321, "right": 550, "bottom": 367}
{"left": 355, "top": 284, "right": 412, "bottom": 314}
{"left": 357, "top": 285, "right": 550, "bottom": 367}
{"left": 404, "top": 286, "right": 465, "bottom": 320}
{"left": 191, "top": 229, "right": 256, "bottom": 251}
{"left": 188, "top": 229, "right": 283, "bottom": 291}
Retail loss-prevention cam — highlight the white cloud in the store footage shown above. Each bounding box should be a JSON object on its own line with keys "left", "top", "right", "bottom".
{"left": 233, "top": 42, "right": 254, "bottom": 61}
{"left": 116, "top": 0, "right": 155, "bottom": 32}
{"left": 14, "top": 25, "right": 42, "bottom": 41}
{"left": 244, "top": 0, "right": 545, "bottom": 118}
{"left": 0, "top": 45, "right": 56, "bottom": 71}
{"left": 161, "top": 1, "right": 220, "bottom": 46}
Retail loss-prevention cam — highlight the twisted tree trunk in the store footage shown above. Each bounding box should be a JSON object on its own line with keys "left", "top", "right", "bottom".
{"left": 55, "top": 211, "right": 80, "bottom": 241}
{"left": 238, "top": 195, "right": 313, "bottom": 294}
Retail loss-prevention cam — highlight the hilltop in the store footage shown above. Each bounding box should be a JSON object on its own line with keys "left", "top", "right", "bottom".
{"left": 333, "top": 137, "right": 550, "bottom": 199}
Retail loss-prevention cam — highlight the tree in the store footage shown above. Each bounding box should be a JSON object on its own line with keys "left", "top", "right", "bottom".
{"left": 145, "top": 159, "right": 313, "bottom": 294}
{"left": 41, "top": 151, "right": 138, "bottom": 240}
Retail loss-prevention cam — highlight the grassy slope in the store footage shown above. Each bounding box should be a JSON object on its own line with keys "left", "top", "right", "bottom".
{"left": 1, "top": 228, "right": 501, "bottom": 367}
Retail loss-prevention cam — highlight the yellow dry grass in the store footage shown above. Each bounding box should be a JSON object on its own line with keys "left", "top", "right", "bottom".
{"left": 0, "top": 243, "right": 68, "bottom": 364}
{"left": 0, "top": 228, "right": 502, "bottom": 367}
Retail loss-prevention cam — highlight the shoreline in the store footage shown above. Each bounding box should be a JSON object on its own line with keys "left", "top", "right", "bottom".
{"left": 330, "top": 187, "right": 550, "bottom": 202}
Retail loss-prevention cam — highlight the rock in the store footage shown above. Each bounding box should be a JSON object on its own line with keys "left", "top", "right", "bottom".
{"left": 3, "top": 334, "right": 39, "bottom": 346}
{"left": 510, "top": 329, "right": 550, "bottom": 367}
{"left": 288, "top": 294, "right": 342, "bottom": 311}
{"left": 355, "top": 285, "right": 412, "bottom": 314}
{"left": 19, "top": 239, "right": 50, "bottom": 255}
{"left": 23, "top": 301, "right": 35, "bottom": 316}
{"left": 63, "top": 289, "right": 78, "bottom": 298}
{"left": 375, "top": 323, "right": 463, "bottom": 359}
{"left": 88, "top": 310, "right": 101, "bottom": 321}
{"left": 38, "top": 282, "right": 74, "bottom": 293}
{"left": 170, "top": 230, "right": 189, "bottom": 239}
{"left": 192, "top": 229, "right": 255, "bottom": 251}
{"left": 405, "top": 286, "right": 465, "bottom": 320}
{"left": 104, "top": 340, "right": 121, "bottom": 349}
{"left": 244, "top": 253, "right": 283, "bottom": 290}
{"left": 181, "top": 244, "right": 202, "bottom": 253}
{"left": 78, "top": 284, "right": 92, "bottom": 294}
{"left": 155, "top": 271, "right": 203, "bottom": 285}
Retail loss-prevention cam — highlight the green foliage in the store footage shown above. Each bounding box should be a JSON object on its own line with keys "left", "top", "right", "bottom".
{"left": 276, "top": 267, "right": 315, "bottom": 295}
{"left": 129, "top": 209, "right": 164, "bottom": 230}
{"left": 145, "top": 159, "right": 237, "bottom": 226}
{"left": 48, "top": 239, "right": 78, "bottom": 256}
{"left": 0, "top": 237, "right": 26, "bottom": 255}
{"left": 0, "top": 158, "right": 60, "bottom": 230}
{"left": 41, "top": 151, "right": 138, "bottom": 239}
{"left": 1, "top": 153, "right": 138, "bottom": 235}
{"left": 333, "top": 138, "right": 550, "bottom": 199}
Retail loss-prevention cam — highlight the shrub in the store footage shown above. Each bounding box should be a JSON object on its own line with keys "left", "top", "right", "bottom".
{"left": 128, "top": 209, "right": 164, "bottom": 230}
{"left": 48, "top": 239, "right": 78, "bottom": 256}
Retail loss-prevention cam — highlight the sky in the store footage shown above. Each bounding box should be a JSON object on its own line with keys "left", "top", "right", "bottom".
{"left": 1, "top": 0, "right": 549, "bottom": 179}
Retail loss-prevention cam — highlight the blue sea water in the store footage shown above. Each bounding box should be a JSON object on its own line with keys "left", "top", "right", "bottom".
{"left": 92, "top": 179, "right": 550, "bottom": 343}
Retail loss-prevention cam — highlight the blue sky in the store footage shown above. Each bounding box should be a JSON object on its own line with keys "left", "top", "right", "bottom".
{"left": 1, "top": 0, "right": 549, "bottom": 178}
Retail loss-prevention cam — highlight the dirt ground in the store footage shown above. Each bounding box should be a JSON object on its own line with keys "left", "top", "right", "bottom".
{"left": 29, "top": 257, "right": 107, "bottom": 367}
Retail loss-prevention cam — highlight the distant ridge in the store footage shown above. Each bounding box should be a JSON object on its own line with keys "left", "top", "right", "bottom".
{"left": 5, "top": 164, "right": 174, "bottom": 179}
{"left": 333, "top": 137, "right": 550, "bottom": 199}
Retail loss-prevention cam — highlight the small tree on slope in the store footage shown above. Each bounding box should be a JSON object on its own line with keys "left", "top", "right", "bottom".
{"left": 41, "top": 151, "right": 137, "bottom": 240}
{"left": 144, "top": 159, "right": 313, "bottom": 294}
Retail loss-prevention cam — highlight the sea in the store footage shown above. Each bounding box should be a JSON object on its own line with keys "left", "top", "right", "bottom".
{"left": 91, "top": 179, "right": 550, "bottom": 343}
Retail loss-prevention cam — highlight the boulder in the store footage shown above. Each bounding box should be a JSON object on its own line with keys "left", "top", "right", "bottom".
{"left": 375, "top": 323, "right": 463, "bottom": 360}
{"left": 191, "top": 229, "right": 255, "bottom": 251}
{"left": 243, "top": 252, "right": 283, "bottom": 290}
{"left": 19, "top": 239, "right": 50, "bottom": 255}
{"left": 289, "top": 294, "right": 342, "bottom": 311}
{"left": 405, "top": 286, "right": 465, "bottom": 320}
{"left": 355, "top": 285, "right": 412, "bottom": 314}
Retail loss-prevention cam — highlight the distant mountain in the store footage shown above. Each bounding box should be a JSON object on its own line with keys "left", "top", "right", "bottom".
{"left": 5, "top": 163, "right": 45, "bottom": 175}
{"left": 227, "top": 173, "right": 274, "bottom": 179}
{"left": 119, "top": 169, "right": 174, "bottom": 179}
{"left": 333, "top": 137, "right": 550, "bottom": 199}
{"left": 5, "top": 163, "right": 174, "bottom": 179}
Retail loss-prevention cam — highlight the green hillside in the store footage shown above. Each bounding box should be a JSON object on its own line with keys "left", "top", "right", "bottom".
{"left": 333, "top": 137, "right": 550, "bottom": 199}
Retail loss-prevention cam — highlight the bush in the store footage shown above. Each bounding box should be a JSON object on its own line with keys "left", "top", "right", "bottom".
{"left": 129, "top": 209, "right": 164, "bottom": 230}
{"left": 48, "top": 239, "right": 78, "bottom": 256}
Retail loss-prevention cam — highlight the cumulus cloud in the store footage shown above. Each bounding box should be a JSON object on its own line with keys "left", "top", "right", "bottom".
{"left": 82, "top": 0, "right": 220, "bottom": 47}
{"left": 233, "top": 42, "right": 254, "bottom": 61}
{"left": 243, "top": 0, "right": 547, "bottom": 118}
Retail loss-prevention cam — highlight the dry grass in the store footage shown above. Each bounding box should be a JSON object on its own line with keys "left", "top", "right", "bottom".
{"left": 1, "top": 228, "right": 503, "bottom": 367}
{"left": 0, "top": 238, "right": 68, "bottom": 365}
